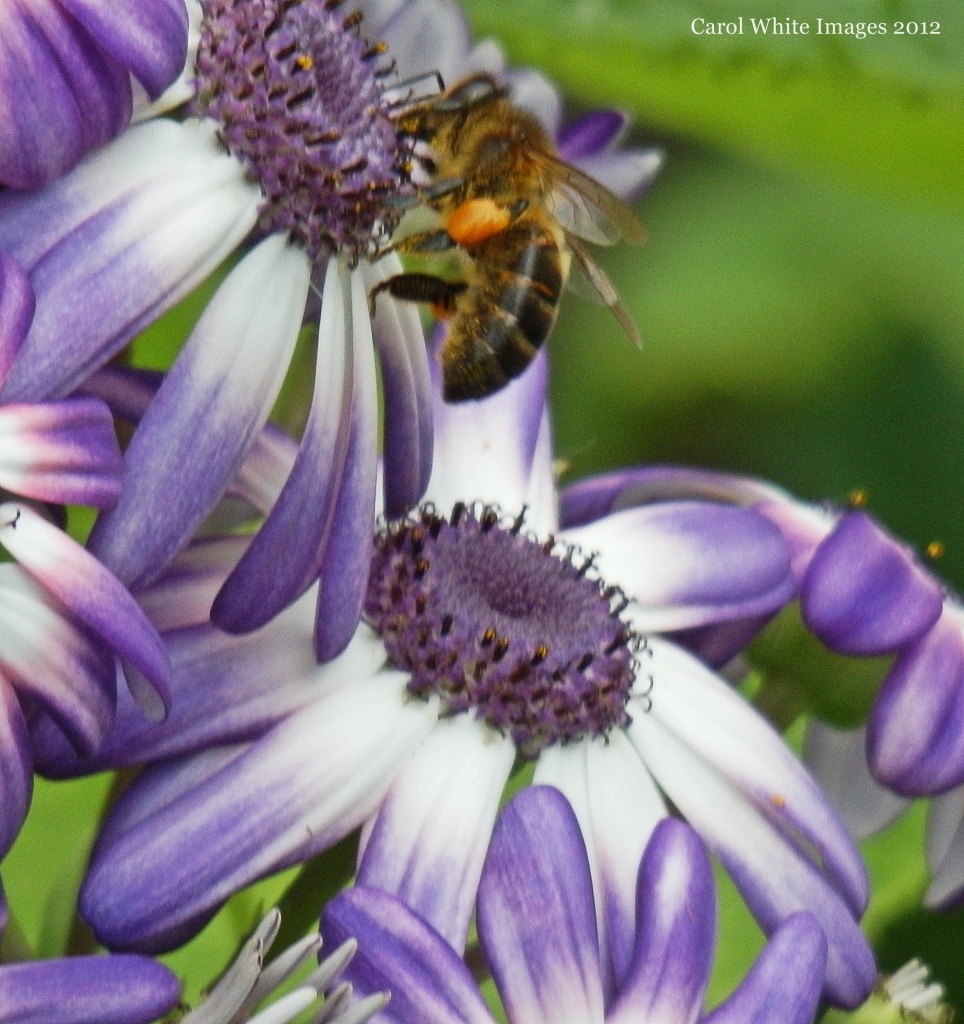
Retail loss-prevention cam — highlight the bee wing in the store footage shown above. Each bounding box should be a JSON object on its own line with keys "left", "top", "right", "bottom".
{"left": 566, "top": 234, "right": 642, "bottom": 348}
{"left": 539, "top": 154, "right": 647, "bottom": 246}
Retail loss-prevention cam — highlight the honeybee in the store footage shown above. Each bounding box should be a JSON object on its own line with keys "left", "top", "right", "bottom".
{"left": 370, "top": 74, "right": 648, "bottom": 402}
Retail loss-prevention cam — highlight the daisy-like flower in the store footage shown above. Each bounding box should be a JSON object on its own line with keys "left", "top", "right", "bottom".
{"left": 323, "top": 787, "right": 830, "bottom": 1024}
{"left": 0, "top": 0, "right": 660, "bottom": 661}
{"left": 0, "top": 0, "right": 188, "bottom": 189}
{"left": 52, "top": 356, "right": 872, "bottom": 1006}
{"left": 0, "top": 259, "right": 171, "bottom": 865}
{"left": 174, "top": 907, "right": 389, "bottom": 1024}
{"left": 0, "top": 951, "right": 179, "bottom": 1024}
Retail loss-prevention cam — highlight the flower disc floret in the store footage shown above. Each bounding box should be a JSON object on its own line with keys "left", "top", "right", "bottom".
{"left": 365, "top": 502, "right": 638, "bottom": 757}
{"left": 194, "top": 0, "right": 415, "bottom": 262}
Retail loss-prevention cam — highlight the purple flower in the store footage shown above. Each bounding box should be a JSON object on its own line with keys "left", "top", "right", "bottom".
{"left": 60, "top": 357, "right": 872, "bottom": 1006}
{"left": 322, "top": 787, "right": 830, "bottom": 1024}
{"left": 0, "top": 0, "right": 659, "bottom": 663}
{"left": 0, "top": 0, "right": 189, "bottom": 189}
{"left": 0, "top": 951, "right": 179, "bottom": 1024}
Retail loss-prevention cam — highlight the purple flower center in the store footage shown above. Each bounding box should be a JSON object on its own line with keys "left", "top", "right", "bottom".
{"left": 193, "top": 0, "right": 415, "bottom": 262}
{"left": 365, "top": 503, "right": 638, "bottom": 758}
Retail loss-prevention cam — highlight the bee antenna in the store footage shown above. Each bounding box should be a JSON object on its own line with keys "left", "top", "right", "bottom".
{"left": 383, "top": 69, "right": 446, "bottom": 105}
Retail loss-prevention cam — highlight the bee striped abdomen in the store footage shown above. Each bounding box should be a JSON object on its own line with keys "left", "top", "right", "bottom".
{"left": 442, "top": 222, "right": 565, "bottom": 401}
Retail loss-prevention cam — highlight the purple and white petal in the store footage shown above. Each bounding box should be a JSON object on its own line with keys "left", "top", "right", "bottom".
{"left": 0, "top": 563, "right": 115, "bottom": 756}
{"left": 323, "top": 886, "right": 496, "bottom": 1024}
{"left": 925, "top": 786, "right": 964, "bottom": 909}
{"left": 81, "top": 673, "right": 437, "bottom": 952}
{"left": 427, "top": 350, "right": 549, "bottom": 514}
{"left": 801, "top": 511, "right": 944, "bottom": 656}
{"left": 136, "top": 535, "right": 252, "bottom": 632}
{"left": 0, "top": 503, "right": 171, "bottom": 720}
{"left": 0, "top": 0, "right": 130, "bottom": 189}
{"left": 59, "top": 0, "right": 190, "bottom": 98}
{"left": 0, "top": 118, "right": 261, "bottom": 402}
{"left": 560, "top": 467, "right": 785, "bottom": 530}
{"left": 229, "top": 424, "right": 299, "bottom": 516}
{"left": 627, "top": 709, "right": 876, "bottom": 1009}
{"left": 0, "top": 675, "right": 33, "bottom": 859}
{"left": 313, "top": 269, "right": 380, "bottom": 660}
{"left": 0, "top": 953, "right": 180, "bottom": 1024}
{"left": 535, "top": 734, "right": 666, "bottom": 993}
{"left": 507, "top": 70, "right": 562, "bottom": 135}
{"left": 0, "top": 254, "right": 33, "bottom": 387}
{"left": 804, "top": 723, "right": 909, "bottom": 839}
{"left": 89, "top": 233, "right": 309, "bottom": 589}
{"left": 0, "top": 398, "right": 122, "bottom": 507}
{"left": 634, "top": 636, "right": 868, "bottom": 914}
{"left": 358, "top": 715, "right": 514, "bottom": 951}
{"left": 606, "top": 820, "right": 715, "bottom": 1024}
{"left": 211, "top": 258, "right": 353, "bottom": 633}
{"left": 867, "top": 611, "right": 964, "bottom": 795}
{"left": 562, "top": 503, "right": 794, "bottom": 633}
{"left": 363, "top": 254, "right": 433, "bottom": 517}
{"left": 703, "top": 913, "right": 827, "bottom": 1024}
{"left": 477, "top": 787, "right": 605, "bottom": 1024}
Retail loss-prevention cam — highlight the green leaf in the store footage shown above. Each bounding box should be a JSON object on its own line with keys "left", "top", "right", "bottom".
{"left": 459, "top": 0, "right": 964, "bottom": 210}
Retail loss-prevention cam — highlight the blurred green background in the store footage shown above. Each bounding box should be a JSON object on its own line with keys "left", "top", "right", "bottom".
{"left": 5, "top": 0, "right": 964, "bottom": 1017}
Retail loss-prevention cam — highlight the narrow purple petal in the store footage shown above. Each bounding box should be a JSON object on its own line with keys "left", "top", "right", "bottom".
{"left": 867, "top": 611, "right": 964, "bottom": 795}
{"left": 81, "top": 675, "right": 435, "bottom": 952}
{"left": 229, "top": 424, "right": 299, "bottom": 516}
{"left": 358, "top": 717, "right": 514, "bottom": 951}
{"left": 0, "top": 254, "right": 33, "bottom": 387}
{"left": 135, "top": 535, "right": 252, "bottom": 633}
{"left": 427, "top": 345, "right": 548, "bottom": 514}
{"left": 0, "top": 119, "right": 260, "bottom": 402}
{"left": 364, "top": 255, "right": 433, "bottom": 517}
{"left": 534, "top": 735, "right": 666, "bottom": 994}
{"left": 669, "top": 615, "right": 772, "bottom": 669}
{"left": 0, "top": 503, "right": 171, "bottom": 721}
{"left": 563, "top": 503, "right": 794, "bottom": 633}
{"left": 477, "top": 787, "right": 605, "bottom": 1024}
{"left": 323, "top": 887, "right": 495, "bottom": 1024}
{"left": 802, "top": 511, "right": 944, "bottom": 656}
{"left": 0, "top": 954, "right": 180, "bottom": 1024}
{"left": 314, "top": 270, "right": 380, "bottom": 661}
{"left": 628, "top": 710, "right": 876, "bottom": 1009}
{"left": 0, "top": 564, "right": 115, "bottom": 757}
{"left": 804, "top": 723, "right": 908, "bottom": 839}
{"left": 558, "top": 111, "right": 628, "bottom": 160}
{"left": 0, "top": 676, "right": 33, "bottom": 859}
{"left": 89, "top": 234, "right": 309, "bottom": 589}
{"left": 0, "top": 398, "right": 122, "bottom": 507}
{"left": 0, "top": 0, "right": 131, "bottom": 189}
{"left": 211, "top": 259, "right": 352, "bottom": 633}
{"left": 704, "top": 913, "right": 826, "bottom": 1024}
{"left": 606, "top": 820, "right": 715, "bottom": 1024}
{"left": 59, "top": 0, "right": 189, "bottom": 98}
{"left": 560, "top": 466, "right": 783, "bottom": 529}
{"left": 574, "top": 149, "right": 663, "bottom": 204}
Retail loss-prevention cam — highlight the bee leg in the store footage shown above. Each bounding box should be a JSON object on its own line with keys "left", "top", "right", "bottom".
{"left": 371, "top": 228, "right": 457, "bottom": 263}
{"left": 369, "top": 273, "right": 468, "bottom": 317}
